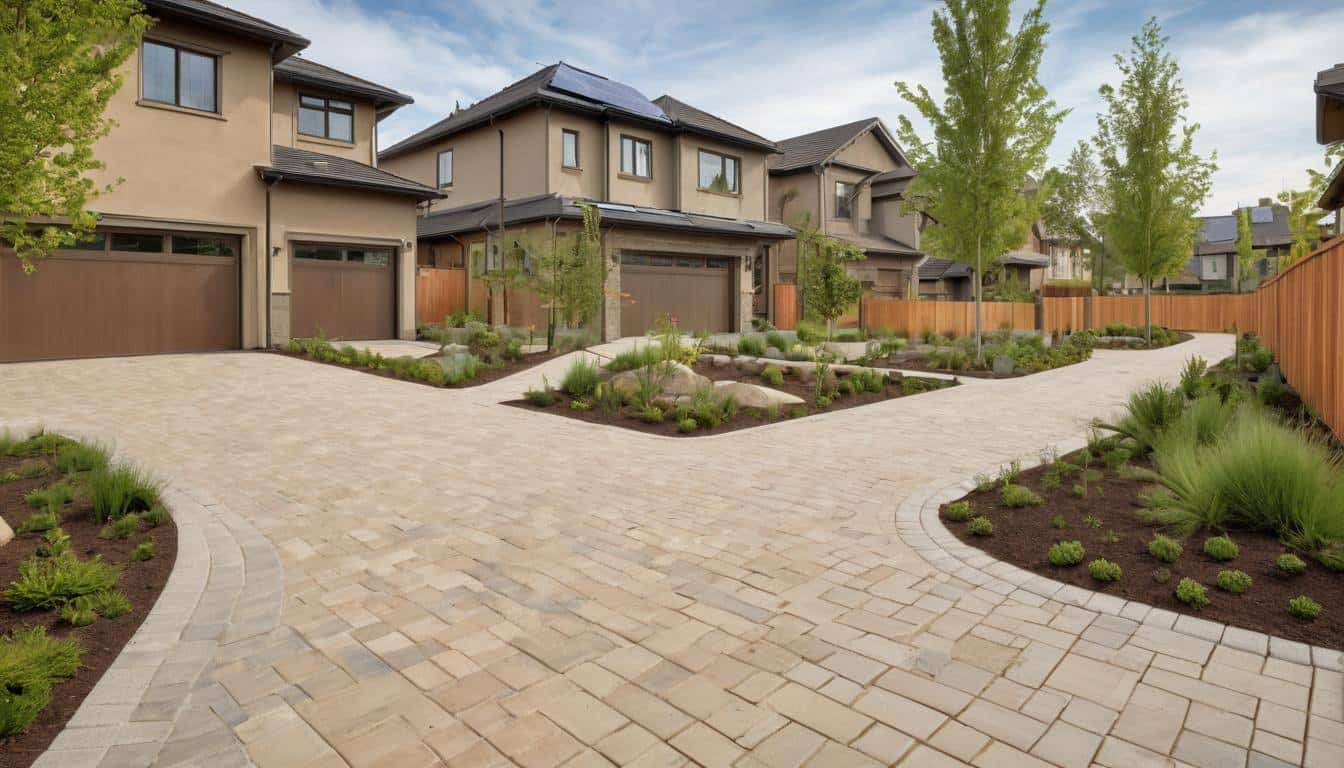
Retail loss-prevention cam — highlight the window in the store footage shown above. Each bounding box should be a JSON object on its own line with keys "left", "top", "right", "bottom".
{"left": 562, "top": 129, "right": 580, "bottom": 169}
{"left": 298, "top": 95, "right": 354, "bottom": 142}
{"left": 110, "top": 232, "right": 164, "bottom": 253}
{"left": 55, "top": 232, "right": 106, "bottom": 251}
{"left": 142, "top": 40, "right": 217, "bottom": 113}
{"left": 620, "top": 135, "right": 652, "bottom": 178}
{"left": 432, "top": 244, "right": 465, "bottom": 269}
{"left": 620, "top": 253, "right": 648, "bottom": 265}
{"left": 172, "top": 235, "right": 236, "bottom": 257}
{"left": 697, "top": 150, "right": 739, "bottom": 193}
{"left": 835, "top": 182, "right": 854, "bottom": 219}
{"left": 1204, "top": 256, "right": 1222, "bottom": 277}
{"left": 294, "top": 244, "right": 390, "bottom": 265}
{"left": 437, "top": 150, "right": 453, "bottom": 188}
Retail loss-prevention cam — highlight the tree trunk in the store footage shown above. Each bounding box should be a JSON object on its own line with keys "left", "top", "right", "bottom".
{"left": 1143, "top": 278, "right": 1152, "bottom": 347}
{"left": 974, "top": 234, "right": 984, "bottom": 364}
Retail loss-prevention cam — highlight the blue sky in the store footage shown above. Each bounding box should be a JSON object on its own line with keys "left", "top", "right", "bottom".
{"left": 231, "top": 0, "right": 1343, "bottom": 215}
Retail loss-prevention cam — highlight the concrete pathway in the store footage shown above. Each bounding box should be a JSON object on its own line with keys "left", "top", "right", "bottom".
{"left": 3, "top": 333, "right": 1341, "bottom": 768}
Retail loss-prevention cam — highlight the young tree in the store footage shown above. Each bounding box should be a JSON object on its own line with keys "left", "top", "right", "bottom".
{"left": 1277, "top": 188, "right": 1322, "bottom": 269}
{"left": 1233, "top": 208, "right": 1262, "bottom": 292}
{"left": 794, "top": 215, "right": 865, "bottom": 338}
{"left": 1040, "top": 141, "right": 1107, "bottom": 290}
{"left": 895, "top": 0, "right": 1066, "bottom": 361}
{"left": 1, "top": 0, "right": 148, "bottom": 273}
{"left": 1094, "top": 18, "right": 1216, "bottom": 345}
{"left": 527, "top": 203, "right": 605, "bottom": 349}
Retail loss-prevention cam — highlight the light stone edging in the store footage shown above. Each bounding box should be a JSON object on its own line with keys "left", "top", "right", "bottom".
{"left": 897, "top": 435, "right": 1344, "bottom": 674}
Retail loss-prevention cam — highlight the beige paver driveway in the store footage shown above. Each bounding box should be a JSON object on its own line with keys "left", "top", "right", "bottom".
{"left": 4, "top": 334, "right": 1341, "bottom": 768}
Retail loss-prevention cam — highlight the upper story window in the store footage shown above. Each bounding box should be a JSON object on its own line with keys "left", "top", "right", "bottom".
{"left": 437, "top": 150, "right": 453, "bottom": 188}
{"left": 562, "top": 129, "right": 580, "bottom": 169}
{"left": 698, "top": 150, "right": 739, "bottom": 194}
{"left": 620, "top": 135, "right": 652, "bottom": 179}
{"left": 142, "top": 40, "right": 217, "bottom": 113}
{"left": 298, "top": 95, "right": 354, "bottom": 142}
{"left": 835, "top": 181, "right": 855, "bottom": 219}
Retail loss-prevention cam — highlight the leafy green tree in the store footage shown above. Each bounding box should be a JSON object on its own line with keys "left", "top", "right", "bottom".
{"left": 895, "top": 0, "right": 1066, "bottom": 361}
{"left": 1041, "top": 141, "right": 1108, "bottom": 290}
{"left": 1, "top": 0, "right": 148, "bottom": 273}
{"left": 794, "top": 214, "right": 865, "bottom": 338}
{"left": 1233, "top": 208, "right": 1262, "bottom": 292}
{"left": 1277, "top": 188, "right": 1322, "bottom": 269}
{"left": 1094, "top": 17, "right": 1216, "bottom": 345}
{"left": 526, "top": 203, "right": 605, "bottom": 349}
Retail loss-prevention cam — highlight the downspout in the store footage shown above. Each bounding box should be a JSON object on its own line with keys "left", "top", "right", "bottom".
{"left": 264, "top": 177, "right": 278, "bottom": 347}
{"left": 264, "top": 41, "right": 278, "bottom": 349}
{"left": 498, "top": 124, "right": 507, "bottom": 325}
{"left": 544, "top": 106, "right": 551, "bottom": 194}
{"left": 603, "top": 120, "right": 610, "bottom": 201}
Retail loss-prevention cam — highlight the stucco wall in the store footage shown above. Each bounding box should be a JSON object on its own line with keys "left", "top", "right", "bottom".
{"left": 870, "top": 198, "right": 921, "bottom": 247}
{"left": 606, "top": 120, "right": 675, "bottom": 210}
{"left": 831, "top": 129, "right": 894, "bottom": 172}
{"left": 547, "top": 111, "right": 605, "bottom": 200}
{"left": 676, "top": 136, "right": 768, "bottom": 221}
{"left": 272, "top": 80, "right": 378, "bottom": 165}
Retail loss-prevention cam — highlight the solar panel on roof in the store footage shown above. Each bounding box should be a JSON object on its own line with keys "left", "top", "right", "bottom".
{"left": 1250, "top": 206, "right": 1273, "bottom": 224}
{"left": 548, "top": 63, "right": 670, "bottom": 123}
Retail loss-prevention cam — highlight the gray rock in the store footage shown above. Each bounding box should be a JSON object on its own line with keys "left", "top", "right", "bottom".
{"left": 427, "top": 352, "right": 474, "bottom": 375}
{"left": 736, "top": 358, "right": 766, "bottom": 375}
{"left": 822, "top": 341, "right": 872, "bottom": 362}
{"left": 610, "top": 361, "right": 709, "bottom": 397}
{"left": 712, "top": 381, "right": 805, "bottom": 408}
{"left": 0, "top": 515, "right": 11, "bottom": 548}
{"left": 706, "top": 354, "right": 732, "bottom": 367}
{"left": 764, "top": 346, "right": 784, "bottom": 359}
{"left": 992, "top": 355, "right": 1016, "bottom": 377}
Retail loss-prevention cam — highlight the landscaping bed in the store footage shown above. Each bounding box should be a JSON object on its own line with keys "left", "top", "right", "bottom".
{"left": 1091, "top": 324, "right": 1193, "bottom": 350}
{"left": 508, "top": 335, "right": 955, "bottom": 437}
{"left": 875, "top": 329, "right": 1097, "bottom": 378}
{"left": 275, "top": 346, "right": 562, "bottom": 389}
{"left": 0, "top": 433, "right": 176, "bottom": 768}
{"left": 939, "top": 353, "right": 1344, "bottom": 650}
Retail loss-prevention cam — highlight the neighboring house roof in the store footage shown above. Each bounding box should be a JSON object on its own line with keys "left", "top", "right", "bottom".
{"left": 1001, "top": 250, "right": 1050, "bottom": 268}
{"left": 836, "top": 233, "right": 922, "bottom": 257}
{"left": 650, "top": 96, "right": 777, "bottom": 152}
{"left": 380, "top": 62, "right": 775, "bottom": 161}
{"left": 141, "top": 0, "right": 308, "bottom": 61}
{"left": 1319, "top": 158, "right": 1344, "bottom": 212}
{"left": 1316, "top": 63, "right": 1344, "bottom": 144}
{"left": 1195, "top": 207, "right": 1293, "bottom": 256}
{"left": 418, "top": 193, "right": 794, "bottom": 240}
{"left": 256, "top": 146, "right": 443, "bottom": 200}
{"left": 870, "top": 167, "right": 916, "bottom": 199}
{"left": 274, "top": 57, "right": 413, "bottom": 114}
{"left": 918, "top": 258, "right": 973, "bottom": 281}
{"left": 769, "top": 117, "right": 910, "bottom": 173}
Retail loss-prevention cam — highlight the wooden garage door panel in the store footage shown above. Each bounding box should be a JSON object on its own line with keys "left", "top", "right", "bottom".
{"left": 291, "top": 258, "right": 393, "bottom": 340}
{"left": 0, "top": 249, "right": 239, "bottom": 363}
{"left": 621, "top": 262, "right": 733, "bottom": 336}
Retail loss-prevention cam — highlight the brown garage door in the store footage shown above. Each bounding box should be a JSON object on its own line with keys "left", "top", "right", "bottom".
{"left": 619, "top": 253, "right": 734, "bottom": 336}
{"left": 290, "top": 243, "right": 395, "bottom": 340}
{"left": 0, "top": 229, "right": 240, "bottom": 363}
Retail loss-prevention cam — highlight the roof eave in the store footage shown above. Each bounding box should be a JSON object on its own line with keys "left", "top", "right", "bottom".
{"left": 144, "top": 2, "right": 309, "bottom": 61}
{"left": 255, "top": 166, "right": 443, "bottom": 201}
{"left": 275, "top": 70, "right": 412, "bottom": 110}
{"left": 1319, "top": 159, "right": 1344, "bottom": 210}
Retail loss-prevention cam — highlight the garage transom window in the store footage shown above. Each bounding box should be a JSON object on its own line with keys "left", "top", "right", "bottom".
{"left": 621, "top": 253, "right": 728, "bottom": 269}
{"left": 299, "top": 95, "right": 354, "bottom": 142}
{"left": 294, "top": 244, "right": 391, "bottom": 265}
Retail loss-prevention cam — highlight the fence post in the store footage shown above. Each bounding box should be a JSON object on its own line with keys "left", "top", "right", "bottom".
{"left": 1034, "top": 296, "right": 1043, "bottom": 334}
{"left": 1084, "top": 292, "right": 1094, "bottom": 332}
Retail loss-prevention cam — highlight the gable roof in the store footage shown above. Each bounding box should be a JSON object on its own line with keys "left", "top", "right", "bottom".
{"left": 1195, "top": 207, "right": 1292, "bottom": 255}
{"left": 1317, "top": 63, "right": 1344, "bottom": 144}
{"left": 257, "top": 146, "right": 442, "bottom": 200}
{"left": 380, "top": 63, "right": 776, "bottom": 161}
{"left": 141, "top": 0, "right": 308, "bottom": 61}
{"left": 769, "top": 118, "right": 909, "bottom": 173}
{"left": 274, "top": 57, "right": 412, "bottom": 115}
{"left": 918, "top": 258, "right": 972, "bottom": 281}
{"left": 871, "top": 167, "right": 916, "bottom": 199}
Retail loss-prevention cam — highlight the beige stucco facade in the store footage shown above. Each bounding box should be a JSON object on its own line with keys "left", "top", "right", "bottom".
{"left": 272, "top": 80, "right": 378, "bottom": 165}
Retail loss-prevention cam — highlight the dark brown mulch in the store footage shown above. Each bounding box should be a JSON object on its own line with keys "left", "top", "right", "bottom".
{"left": 940, "top": 452, "right": 1343, "bottom": 649}
{"left": 876, "top": 356, "right": 1012, "bottom": 379}
{"left": 272, "top": 348, "right": 564, "bottom": 388}
{"left": 0, "top": 453, "right": 178, "bottom": 768}
{"left": 1093, "top": 331, "right": 1195, "bottom": 349}
{"left": 506, "top": 360, "right": 955, "bottom": 437}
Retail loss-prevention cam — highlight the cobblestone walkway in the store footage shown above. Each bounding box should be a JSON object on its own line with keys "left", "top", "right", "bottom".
{"left": 4, "top": 333, "right": 1341, "bottom": 768}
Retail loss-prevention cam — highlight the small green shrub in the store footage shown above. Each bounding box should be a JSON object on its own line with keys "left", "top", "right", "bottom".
{"left": 1000, "top": 484, "right": 1042, "bottom": 508}
{"left": 1179, "top": 356, "right": 1209, "bottom": 399}
{"left": 1088, "top": 559, "right": 1123, "bottom": 582}
{"left": 1105, "top": 529, "right": 1121, "bottom": 544}
{"left": 1203, "top": 535, "right": 1239, "bottom": 562}
{"left": 1316, "top": 543, "right": 1344, "bottom": 572}
{"left": 89, "top": 590, "right": 131, "bottom": 619}
{"left": 1072, "top": 483, "right": 1086, "bottom": 498}
{"left": 765, "top": 331, "right": 790, "bottom": 354}
{"left": 59, "top": 598, "right": 96, "bottom": 627}
{"left": 900, "top": 377, "right": 943, "bottom": 396}
{"left": 89, "top": 464, "right": 160, "bottom": 523}
{"left": 0, "top": 626, "right": 83, "bottom": 737}
{"left": 568, "top": 399, "right": 591, "bottom": 411}
{"left": 140, "top": 507, "right": 170, "bottom": 528}
{"left": 849, "top": 368, "right": 887, "bottom": 394}
{"left": 1051, "top": 515, "right": 1067, "bottom": 529}
{"left": 635, "top": 405, "right": 664, "bottom": 424}
{"left": 131, "top": 538, "right": 155, "bottom": 562}
{"left": 17, "top": 461, "right": 46, "bottom": 480}
{"left": 55, "top": 442, "right": 109, "bottom": 474}
{"left": 99, "top": 514, "right": 140, "bottom": 541}
{"left": 524, "top": 380, "right": 555, "bottom": 406}
{"left": 4, "top": 556, "right": 120, "bottom": 611}
{"left": 973, "top": 473, "right": 994, "bottom": 493}
{"left": 1100, "top": 382, "right": 1185, "bottom": 454}
{"left": 760, "top": 366, "right": 784, "bottom": 387}
{"left": 1103, "top": 447, "right": 1132, "bottom": 470}
{"left": 997, "top": 460, "right": 1022, "bottom": 486}
{"left": 16, "top": 512, "right": 58, "bottom": 535}
{"left": 1041, "top": 469, "right": 1062, "bottom": 494}
{"left": 1275, "top": 553, "right": 1307, "bottom": 575}
{"left": 1247, "top": 348, "right": 1273, "bottom": 373}
{"left": 795, "top": 319, "right": 825, "bottom": 345}
{"left": 25, "top": 483, "right": 73, "bottom": 511}
{"left": 1216, "top": 569, "right": 1252, "bottom": 594}
{"left": 0, "top": 471, "right": 18, "bottom": 484}
{"left": 967, "top": 517, "right": 993, "bottom": 536}
{"left": 561, "top": 359, "right": 601, "bottom": 398}
{"left": 1148, "top": 534, "right": 1183, "bottom": 563}
{"left": 1048, "top": 541, "right": 1085, "bottom": 567}
{"left": 737, "top": 336, "right": 766, "bottom": 356}
{"left": 1288, "top": 595, "right": 1321, "bottom": 620}
{"left": 677, "top": 417, "right": 698, "bottom": 433}
{"left": 605, "top": 345, "right": 662, "bottom": 373}
{"left": 1082, "top": 514, "right": 1102, "bottom": 529}
{"left": 1152, "top": 567, "right": 1171, "bottom": 584}
{"left": 5, "top": 432, "right": 71, "bottom": 458}
{"left": 944, "top": 501, "right": 973, "bottom": 522}
{"left": 1175, "top": 578, "right": 1209, "bottom": 609}
{"left": 790, "top": 406, "right": 807, "bottom": 419}
{"left": 37, "top": 528, "right": 71, "bottom": 559}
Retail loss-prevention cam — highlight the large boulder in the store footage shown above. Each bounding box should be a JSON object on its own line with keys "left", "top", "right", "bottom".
{"left": 0, "top": 515, "right": 11, "bottom": 548}
{"left": 609, "top": 361, "right": 710, "bottom": 397}
{"left": 822, "top": 341, "right": 874, "bottom": 362}
{"left": 992, "top": 355, "right": 1016, "bottom": 377}
{"left": 713, "top": 381, "right": 804, "bottom": 408}
{"left": 736, "top": 358, "right": 767, "bottom": 375}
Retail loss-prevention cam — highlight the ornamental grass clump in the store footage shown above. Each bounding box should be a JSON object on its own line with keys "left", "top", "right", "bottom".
{"left": 16, "top": 512, "right": 58, "bottom": 535}
{"left": 737, "top": 336, "right": 766, "bottom": 356}
{"left": 89, "top": 590, "right": 132, "bottom": 619}
{"left": 1288, "top": 595, "right": 1321, "bottom": 620}
{"left": 4, "top": 556, "right": 120, "bottom": 612}
{"left": 1098, "top": 382, "right": 1185, "bottom": 455}
{"left": 1275, "top": 553, "right": 1307, "bottom": 575}
{"left": 944, "top": 501, "right": 973, "bottom": 522}
{"left": 131, "top": 538, "right": 156, "bottom": 562}
{"left": 1088, "top": 559, "right": 1123, "bottom": 582}
{"left": 1047, "top": 541, "right": 1085, "bottom": 567}
{"left": 760, "top": 366, "right": 784, "bottom": 387}
{"left": 561, "top": 358, "right": 601, "bottom": 398}
{"left": 968, "top": 517, "right": 993, "bottom": 536}
{"left": 1216, "top": 569, "right": 1252, "bottom": 595}
{"left": 25, "top": 483, "right": 73, "bottom": 511}
{"left": 1175, "top": 578, "right": 1209, "bottom": 610}
{"left": 0, "top": 626, "right": 83, "bottom": 737}
{"left": 1148, "top": 534, "right": 1183, "bottom": 563}
{"left": 1000, "top": 484, "right": 1043, "bottom": 508}
{"left": 99, "top": 514, "right": 140, "bottom": 541}
{"left": 1203, "top": 535, "right": 1239, "bottom": 562}
{"left": 89, "top": 464, "right": 160, "bottom": 524}
{"left": 55, "top": 441, "right": 109, "bottom": 474}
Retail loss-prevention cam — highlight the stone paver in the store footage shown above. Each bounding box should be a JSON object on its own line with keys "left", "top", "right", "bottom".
{"left": 4, "top": 333, "right": 1339, "bottom": 767}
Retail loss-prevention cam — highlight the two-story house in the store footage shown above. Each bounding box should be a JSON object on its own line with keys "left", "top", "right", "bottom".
{"left": 1317, "top": 63, "right": 1344, "bottom": 239}
{"left": 0, "top": 0, "right": 441, "bottom": 363}
{"left": 766, "top": 118, "right": 928, "bottom": 309}
{"left": 1172, "top": 201, "right": 1292, "bottom": 292}
{"left": 377, "top": 63, "right": 793, "bottom": 338}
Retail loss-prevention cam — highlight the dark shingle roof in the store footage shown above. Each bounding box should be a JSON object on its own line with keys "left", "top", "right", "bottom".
{"left": 1196, "top": 207, "right": 1292, "bottom": 254}
{"left": 257, "top": 146, "right": 442, "bottom": 200}
{"left": 1316, "top": 63, "right": 1344, "bottom": 144}
{"left": 651, "top": 96, "right": 776, "bottom": 152}
{"left": 871, "top": 167, "right": 916, "bottom": 199}
{"left": 1200, "top": 215, "right": 1239, "bottom": 243}
{"left": 380, "top": 63, "right": 776, "bottom": 162}
{"left": 418, "top": 194, "right": 793, "bottom": 240}
{"left": 141, "top": 0, "right": 308, "bottom": 61}
{"left": 835, "top": 233, "right": 921, "bottom": 257}
{"left": 769, "top": 118, "right": 910, "bottom": 174}
{"left": 918, "top": 258, "right": 972, "bottom": 281}
{"left": 274, "top": 57, "right": 412, "bottom": 113}
{"left": 1320, "top": 158, "right": 1344, "bottom": 211}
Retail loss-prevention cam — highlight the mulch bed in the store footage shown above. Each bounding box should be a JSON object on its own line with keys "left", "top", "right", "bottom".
{"left": 1093, "top": 331, "right": 1195, "bottom": 350}
{"left": 506, "top": 360, "right": 954, "bottom": 437}
{"left": 940, "top": 452, "right": 1343, "bottom": 649}
{"left": 273, "top": 348, "right": 563, "bottom": 388}
{"left": 0, "top": 453, "right": 178, "bottom": 768}
{"left": 875, "top": 356, "right": 1016, "bottom": 379}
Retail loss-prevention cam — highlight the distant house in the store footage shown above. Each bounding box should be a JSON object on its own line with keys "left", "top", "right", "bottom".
{"left": 1317, "top": 63, "right": 1344, "bottom": 238}
{"left": 917, "top": 258, "right": 973, "bottom": 300}
{"left": 1165, "top": 201, "right": 1292, "bottom": 292}
{"left": 915, "top": 219, "right": 1055, "bottom": 300}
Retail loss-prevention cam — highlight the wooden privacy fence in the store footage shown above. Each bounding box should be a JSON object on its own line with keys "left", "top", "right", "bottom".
{"left": 416, "top": 267, "right": 467, "bottom": 325}
{"left": 1039, "top": 293, "right": 1260, "bottom": 335}
{"left": 861, "top": 298, "right": 1035, "bottom": 337}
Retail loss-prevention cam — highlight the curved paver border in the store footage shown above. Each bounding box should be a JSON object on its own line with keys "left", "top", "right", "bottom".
{"left": 898, "top": 434, "right": 1344, "bottom": 674}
